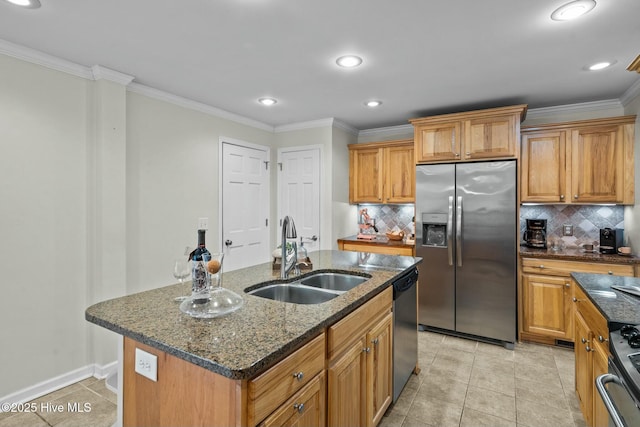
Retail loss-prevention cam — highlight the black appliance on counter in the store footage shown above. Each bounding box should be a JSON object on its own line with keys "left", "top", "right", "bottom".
{"left": 600, "top": 228, "right": 623, "bottom": 254}
{"left": 596, "top": 325, "right": 640, "bottom": 427}
{"left": 523, "top": 219, "right": 547, "bottom": 248}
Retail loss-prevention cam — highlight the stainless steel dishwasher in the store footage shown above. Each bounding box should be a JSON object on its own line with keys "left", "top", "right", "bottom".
{"left": 392, "top": 267, "right": 419, "bottom": 402}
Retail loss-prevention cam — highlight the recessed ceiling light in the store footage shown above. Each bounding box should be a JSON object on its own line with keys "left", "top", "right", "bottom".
{"left": 365, "top": 100, "right": 382, "bottom": 107}
{"left": 551, "top": 0, "right": 596, "bottom": 21}
{"left": 336, "top": 55, "right": 363, "bottom": 68}
{"left": 258, "top": 97, "right": 277, "bottom": 106}
{"left": 4, "top": 0, "right": 41, "bottom": 8}
{"left": 587, "top": 61, "right": 614, "bottom": 71}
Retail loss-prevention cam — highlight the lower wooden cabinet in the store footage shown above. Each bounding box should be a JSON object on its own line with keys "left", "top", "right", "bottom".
{"left": 328, "top": 288, "right": 393, "bottom": 427}
{"left": 522, "top": 274, "right": 573, "bottom": 341}
{"left": 519, "top": 257, "right": 635, "bottom": 345}
{"left": 573, "top": 282, "right": 610, "bottom": 427}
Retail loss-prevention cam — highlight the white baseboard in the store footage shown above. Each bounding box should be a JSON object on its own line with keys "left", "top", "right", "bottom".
{"left": 0, "top": 361, "right": 117, "bottom": 407}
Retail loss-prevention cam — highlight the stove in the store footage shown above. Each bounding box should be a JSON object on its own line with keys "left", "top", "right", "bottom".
{"left": 597, "top": 325, "right": 640, "bottom": 427}
{"left": 610, "top": 326, "right": 640, "bottom": 398}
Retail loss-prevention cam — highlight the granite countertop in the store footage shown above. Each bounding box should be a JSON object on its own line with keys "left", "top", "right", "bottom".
{"left": 571, "top": 273, "right": 640, "bottom": 327}
{"left": 85, "top": 250, "right": 421, "bottom": 380}
{"left": 520, "top": 246, "right": 640, "bottom": 265}
{"left": 338, "top": 234, "right": 414, "bottom": 248}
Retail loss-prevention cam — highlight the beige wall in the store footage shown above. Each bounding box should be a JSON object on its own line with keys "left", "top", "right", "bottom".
{"left": 0, "top": 55, "right": 90, "bottom": 396}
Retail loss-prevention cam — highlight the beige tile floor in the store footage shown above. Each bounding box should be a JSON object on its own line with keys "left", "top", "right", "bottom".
{"left": 382, "top": 331, "right": 586, "bottom": 427}
{"left": 0, "top": 331, "right": 584, "bottom": 427}
{"left": 0, "top": 377, "right": 116, "bottom": 427}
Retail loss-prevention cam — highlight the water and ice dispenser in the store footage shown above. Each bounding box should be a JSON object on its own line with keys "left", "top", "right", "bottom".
{"left": 421, "top": 213, "right": 448, "bottom": 247}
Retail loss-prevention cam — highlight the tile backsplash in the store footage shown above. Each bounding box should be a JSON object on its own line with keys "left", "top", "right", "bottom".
{"left": 520, "top": 205, "right": 625, "bottom": 247}
{"left": 357, "top": 205, "right": 415, "bottom": 236}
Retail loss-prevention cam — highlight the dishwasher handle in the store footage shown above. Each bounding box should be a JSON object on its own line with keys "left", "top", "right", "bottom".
{"left": 393, "top": 268, "right": 419, "bottom": 294}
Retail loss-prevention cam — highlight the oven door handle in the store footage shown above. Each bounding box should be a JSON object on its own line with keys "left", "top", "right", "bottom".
{"left": 596, "top": 373, "right": 628, "bottom": 427}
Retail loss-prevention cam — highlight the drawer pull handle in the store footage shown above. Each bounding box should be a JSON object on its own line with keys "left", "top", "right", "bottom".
{"left": 581, "top": 338, "right": 587, "bottom": 344}
{"left": 363, "top": 347, "right": 371, "bottom": 353}
{"left": 292, "top": 372, "right": 304, "bottom": 381}
{"left": 293, "top": 403, "right": 305, "bottom": 413}
{"left": 598, "top": 335, "right": 609, "bottom": 343}
{"left": 608, "top": 271, "right": 613, "bottom": 275}
{"left": 586, "top": 345, "right": 593, "bottom": 352}
{"left": 538, "top": 265, "right": 544, "bottom": 269}
{"left": 574, "top": 194, "right": 579, "bottom": 199}
{"left": 560, "top": 194, "right": 565, "bottom": 200}
{"left": 372, "top": 338, "right": 379, "bottom": 345}
{"left": 565, "top": 283, "right": 570, "bottom": 288}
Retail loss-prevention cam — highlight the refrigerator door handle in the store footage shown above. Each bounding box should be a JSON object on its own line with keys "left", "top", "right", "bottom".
{"left": 456, "top": 196, "right": 463, "bottom": 267}
{"left": 447, "top": 196, "right": 454, "bottom": 266}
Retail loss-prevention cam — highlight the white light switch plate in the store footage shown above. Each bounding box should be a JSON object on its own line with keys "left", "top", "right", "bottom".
{"left": 135, "top": 348, "right": 157, "bottom": 382}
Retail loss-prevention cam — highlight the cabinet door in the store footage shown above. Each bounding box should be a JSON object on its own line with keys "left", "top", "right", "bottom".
{"left": 571, "top": 125, "right": 624, "bottom": 203}
{"left": 574, "top": 311, "right": 593, "bottom": 426}
{"left": 366, "top": 313, "right": 393, "bottom": 427}
{"left": 350, "top": 148, "right": 383, "bottom": 203}
{"left": 328, "top": 338, "right": 367, "bottom": 427}
{"left": 414, "top": 122, "right": 462, "bottom": 163}
{"left": 521, "top": 131, "right": 567, "bottom": 202}
{"left": 592, "top": 342, "right": 610, "bottom": 427}
{"left": 464, "top": 114, "right": 517, "bottom": 160}
{"left": 384, "top": 145, "right": 414, "bottom": 203}
{"left": 259, "top": 371, "right": 325, "bottom": 427}
{"left": 523, "top": 275, "right": 572, "bottom": 340}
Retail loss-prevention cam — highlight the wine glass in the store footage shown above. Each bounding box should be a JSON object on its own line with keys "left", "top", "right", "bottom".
{"left": 173, "top": 259, "right": 191, "bottom": 302}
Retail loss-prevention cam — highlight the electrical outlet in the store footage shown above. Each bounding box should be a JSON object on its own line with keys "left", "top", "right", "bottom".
{"left": 563, "top": 224, "right": 574, "bottom": 236}
{"left": 198, "top": 217, "right": 209, "bottom": 230}
{"left": 135, "top": 348, "right": 157, "bottom": 382}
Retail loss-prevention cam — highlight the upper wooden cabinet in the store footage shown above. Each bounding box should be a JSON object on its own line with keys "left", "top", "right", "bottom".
{"left": 521, "top": 116, "right": 636, "bottom": 204}
{"left": 349, "top": 139, "right": 414, "bottom": 203}
{"left": 409, "top": 105, "right": 527, "bottom": 163}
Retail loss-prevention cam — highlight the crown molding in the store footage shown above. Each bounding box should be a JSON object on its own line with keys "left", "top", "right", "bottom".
{"left": 620, "top": 78, "right": 640, "bottom": 107}
{"left": 127, "top": 83, "right": 274, "bottom": 132}
{"left": 91, "top": 65, "right": 134, "bottom": 86}
{"left": 357, "top": 123, "right": 413, "bottom": 140}
{"left": 0, "top": 38, "right": 93, "bottom": 79}
{"left": 525, "top": 99, "right": 623, "bottom": 120}
{"left": 274, "top": 118, "right": 335, "bottom": 133}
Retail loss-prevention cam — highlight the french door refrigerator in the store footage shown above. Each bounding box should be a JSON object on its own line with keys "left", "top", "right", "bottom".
{"left": 415, "top": 160, "right": 517, "bottom": 347}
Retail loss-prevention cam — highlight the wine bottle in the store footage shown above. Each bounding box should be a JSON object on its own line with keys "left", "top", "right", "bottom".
{"left": 190, "top": 229, "right": 211, "bottom": 296}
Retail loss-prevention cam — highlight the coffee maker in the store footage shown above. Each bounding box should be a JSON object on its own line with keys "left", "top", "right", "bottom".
{"left": 523, "top": 219, "right": 547, "bottom": 248}
{"left": 599, "top": 228, "right": 623, "bottom": 254}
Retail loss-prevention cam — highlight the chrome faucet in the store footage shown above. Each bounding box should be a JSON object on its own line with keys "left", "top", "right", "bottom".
{"left": 281, "top": 216, "right": 298, "bottom": 279}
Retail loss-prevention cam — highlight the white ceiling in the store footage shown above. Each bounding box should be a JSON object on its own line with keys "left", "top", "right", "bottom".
{"left": 1, "top": 0, "right": 639, "bottom": 130}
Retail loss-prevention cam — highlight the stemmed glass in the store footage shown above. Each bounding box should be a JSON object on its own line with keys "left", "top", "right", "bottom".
{"left": 173, "top": 259, "right": 191, "bottom": 302}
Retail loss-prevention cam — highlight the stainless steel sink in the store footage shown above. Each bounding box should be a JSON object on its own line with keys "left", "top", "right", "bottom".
{"left": 300, "top": 272, "right": 369, "bottom": 291}
{"left": 246, "top": 272, "right": 370, "bottom": 304}
{"left": 247, "top": 283, "right": 340, "bottom": 304}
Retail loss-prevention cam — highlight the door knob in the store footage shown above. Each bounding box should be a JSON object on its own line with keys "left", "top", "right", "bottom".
{"left": 225, "top": 240, "right": 233, "bottom": 247}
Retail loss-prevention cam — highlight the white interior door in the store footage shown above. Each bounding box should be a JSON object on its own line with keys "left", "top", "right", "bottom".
{"left": 278, "top": 147, "right": 321, "bottom": 253}
{"left": 222, "top": 140, "right": 270, "bottom": 271}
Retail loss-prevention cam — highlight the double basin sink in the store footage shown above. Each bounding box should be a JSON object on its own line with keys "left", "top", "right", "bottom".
{"left": 246, "top": 271, "right": 370, "bottom": 304}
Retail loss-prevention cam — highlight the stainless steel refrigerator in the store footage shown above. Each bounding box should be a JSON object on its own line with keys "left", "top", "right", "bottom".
{"left": 415, "top": 160, "right": 516, "bottom": 346}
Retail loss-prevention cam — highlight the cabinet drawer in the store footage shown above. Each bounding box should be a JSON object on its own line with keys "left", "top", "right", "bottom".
{"left": 522, "top": 258, "right": 634, "bottom": 277}
{"left": 248, "top": 333, "right": 325, "bottom": 425}
{"left": 258, "top": 371, "right": 325, "bottom": 427}
{"left": 327, "top": 287, "right": 392, "bottom": 361}
{"left": 341, "top": 242, "right": 414, "bottom": 256}
{"left": 574, "top": 285, "right": 608, "bottom": 343}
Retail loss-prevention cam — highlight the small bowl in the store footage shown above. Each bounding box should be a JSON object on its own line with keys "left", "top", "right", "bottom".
{"left": 618, "top": 246, "right": 632, "bottom": 255}
{"left": 386, "top": 231, "right": 405, "bottom": 241}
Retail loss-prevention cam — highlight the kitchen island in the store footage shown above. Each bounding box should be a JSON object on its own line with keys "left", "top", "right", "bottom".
{"left": 86, "top": 250, "right": 421, "bottom": 427}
